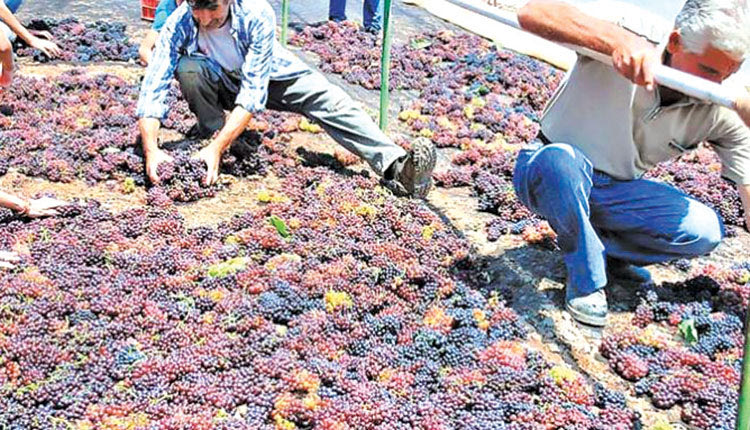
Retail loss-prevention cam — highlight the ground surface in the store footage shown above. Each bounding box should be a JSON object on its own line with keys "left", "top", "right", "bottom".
{"left": 6, "top": 0, "right": 750, "bottom": 428}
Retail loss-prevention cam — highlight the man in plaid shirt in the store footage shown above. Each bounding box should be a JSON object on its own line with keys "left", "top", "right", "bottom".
{"left": 137, "top": 0, "right": 436, "bottom": 198}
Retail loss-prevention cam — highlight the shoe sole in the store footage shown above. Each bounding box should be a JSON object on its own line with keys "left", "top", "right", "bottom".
{"left": 409, "top": 138, "right": 437, "bottom": 198}
{"left": 565, "top": 302, "right": 607, "bottom": 327}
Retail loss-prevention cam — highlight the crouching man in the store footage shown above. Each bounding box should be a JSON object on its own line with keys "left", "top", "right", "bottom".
{"left": 514, "top": 0, "right": 750, "bottom": 326}
{"left": 137, "top": 0, "right": 436, "bottom": 197}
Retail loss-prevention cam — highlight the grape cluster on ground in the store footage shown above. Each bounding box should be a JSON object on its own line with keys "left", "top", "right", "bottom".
{"left": 600, "top": 260, "right": 750, "bottom": 429}
{"left": 15, "top": 18, "right": 139, "bottom": 63}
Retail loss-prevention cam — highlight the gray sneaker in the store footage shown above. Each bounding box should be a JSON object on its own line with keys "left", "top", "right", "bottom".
{"left": 607, "top": 258, "right": 652, "bottom": 285}
{"left": 390, "top": 137, "right": 437, "bottom": 198}
{"left": 565, "top": 289, "right": 608, "bottom": 327}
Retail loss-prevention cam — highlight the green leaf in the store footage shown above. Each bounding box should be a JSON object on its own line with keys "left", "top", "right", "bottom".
{"left": 679, "top": 319, "right": 699, "bottom": 345}
{"left": 410, "top": 37, "right": 433, "bottom": 50}
{"left": 269, "top": 215, "right": 291, "bottom": 238}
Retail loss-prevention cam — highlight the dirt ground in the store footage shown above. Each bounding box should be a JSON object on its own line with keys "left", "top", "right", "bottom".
{"left": 7, "top": 1, "right": 750, "bottom": 428}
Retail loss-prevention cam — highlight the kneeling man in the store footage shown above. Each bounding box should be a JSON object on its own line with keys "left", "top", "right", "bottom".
{"left": 137, "top": 0, "right": 435, "bottom": 197}
{"left": 514, "top": 0, "right": 750, "bottom": 325}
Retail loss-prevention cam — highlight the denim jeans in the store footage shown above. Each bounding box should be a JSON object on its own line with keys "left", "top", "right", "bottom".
{"left": 513, "top": 142, "right": 724, "bottom": 297}
{"left": 4, "top": 0, "right": 22, "bottom": 14}
{"left": 329, "top": 0, "right": 383, "bottom": 31}
{"left": 175, "top": 55, "right": 406, "bottom": 176}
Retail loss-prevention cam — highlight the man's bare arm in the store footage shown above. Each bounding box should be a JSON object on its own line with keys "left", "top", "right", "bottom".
{"left": 518, "top": 0, "right": 658, "bottom": 90}
{"left": 197, "top": 106, "right": 253, "bottom": 185}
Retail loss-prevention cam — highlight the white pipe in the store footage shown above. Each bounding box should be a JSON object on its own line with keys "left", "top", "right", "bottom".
{"left": 443, "top": 0, "right": 737, "bottom": 109}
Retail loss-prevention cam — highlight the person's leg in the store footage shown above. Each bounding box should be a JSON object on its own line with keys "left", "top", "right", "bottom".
{"left": 513, "top": 142, "right": 607, "bottom": 296}
{"left": 589, "top": 175, "right": 723, "bottom": 265}
{"left": 329, "top": 0, "right": 347, "bottom": 22}
{"left": 266, "top": 72, "right": 407, "bottom": 177}
{"left": 174, "top": 55, "right": 234, "bottom": 137}
{"left": 363, "top": 0, "right": 382, "bottom": 32}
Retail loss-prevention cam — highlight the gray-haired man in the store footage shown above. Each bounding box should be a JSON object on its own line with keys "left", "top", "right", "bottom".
{"left": 514, "top": 0, "right": 750, "bottom": 326}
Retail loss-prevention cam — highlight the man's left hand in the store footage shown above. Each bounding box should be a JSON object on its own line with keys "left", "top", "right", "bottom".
{"left": 196, "top": 143, "right": 222, "bottom": 186}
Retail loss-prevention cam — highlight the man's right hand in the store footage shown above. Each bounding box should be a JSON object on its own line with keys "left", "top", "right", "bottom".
{"left": 145, "top": 148, "right": 174, "bottom": 185}
{"left": 611, "top": 36, "right": 659, "bottom": 91}
{"left": 25, "top": 197, "right": 68, "bottom": 218}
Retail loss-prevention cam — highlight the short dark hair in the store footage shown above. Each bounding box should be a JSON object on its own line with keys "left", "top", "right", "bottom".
{"left": 187, "top": 0, "right": 226, "bottom": 10}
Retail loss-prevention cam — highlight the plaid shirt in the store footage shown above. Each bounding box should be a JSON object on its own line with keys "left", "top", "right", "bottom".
{"left": 137, "top": 0, "right": 310, "bottom": 119}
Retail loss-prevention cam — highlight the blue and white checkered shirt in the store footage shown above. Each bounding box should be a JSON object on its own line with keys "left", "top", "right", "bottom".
{"left": 137, "top": 0, "right": 310, "bottom": 119}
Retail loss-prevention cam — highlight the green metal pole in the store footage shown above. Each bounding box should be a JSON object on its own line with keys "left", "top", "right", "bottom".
{"left": 737, "top": 308, "right": 750, "bottom": 429}
{"left": 280, "top": 0, "right": 289, "bottom": 47}
{"left": 379, "top": 0, "right": 393, "bottom": 131}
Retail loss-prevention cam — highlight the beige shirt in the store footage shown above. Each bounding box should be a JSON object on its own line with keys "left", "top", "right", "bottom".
{"left": 540, "top": 1, "right": 750, "bottom": 184}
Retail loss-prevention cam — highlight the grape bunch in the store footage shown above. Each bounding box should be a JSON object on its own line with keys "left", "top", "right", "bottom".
{"left": 600, "top": 261, "right": 750, "bottom": 429}
{"left": 15, "top": 18, "right": 138, "bottom": 62}
{"left": 291, "top": 22, "right": 489, "bottom": 91}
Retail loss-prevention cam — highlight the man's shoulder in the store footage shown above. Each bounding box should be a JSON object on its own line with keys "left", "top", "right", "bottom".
{"left": 581, "top": 0, "right": 671, "bottom": 43}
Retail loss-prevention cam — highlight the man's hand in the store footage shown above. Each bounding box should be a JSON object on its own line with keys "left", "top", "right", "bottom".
{"left": 25, "top": 196, "right": 68, "bottom": 218}
{"left": 29, "top": 36, "right": 62, "bottom": 58}
{"left": 611, "top": 36, "right": 659, "bottom": 91}
{"left": 196, "top": 143, "right": 222, "bottom": 186}
{"left": 30, "top": 30, "right": 54, "bottom": 40}
{"left": 0, "top": 250, "right": 19, "bottom": 270}
{"left": 145, "top": 148, "right": 174, "bottom": 185}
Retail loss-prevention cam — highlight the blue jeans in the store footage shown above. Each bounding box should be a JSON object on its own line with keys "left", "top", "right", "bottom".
{"left": 4, "top": 0, "right": 22, "bottom": 13}
{"left": 513, "top": 142, "right": 724, "bottom": 297}
{"left": 329, "top": 0, "right": 383, "bottom": 31}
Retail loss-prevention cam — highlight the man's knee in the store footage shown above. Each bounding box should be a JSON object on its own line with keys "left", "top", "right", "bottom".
{"left": 176, "top": 56, "right": 208, "bottom": 76}
{"left": 300, "top": 73, "right": 353, "bottom": 114}
{"left": 175, "top": 56, "right": 214, "bottom": 89}
{"left": 679, "top": 201, "right": 724, "bottom": 256}
{"left": 526, "top": 143, "right": 590, "bottom": 185}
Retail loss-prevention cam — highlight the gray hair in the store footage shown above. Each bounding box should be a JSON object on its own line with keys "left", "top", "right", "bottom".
{"left": 674, "top": 0, "right": 750, "bottom": 59}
